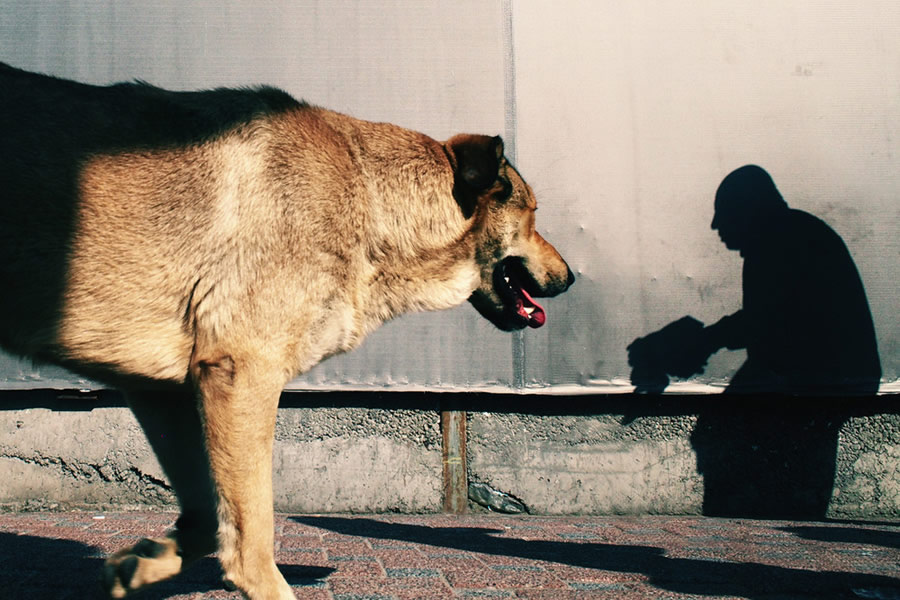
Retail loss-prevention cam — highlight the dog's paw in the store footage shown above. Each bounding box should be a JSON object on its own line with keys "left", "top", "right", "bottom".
{"left": 101, "top": 537, "right": 183, "bottom": 598}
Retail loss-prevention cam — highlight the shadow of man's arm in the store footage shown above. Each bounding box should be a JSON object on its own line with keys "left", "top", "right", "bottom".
{"left": 704, "top": 310, "right": 747, "bottom": 352}
{"left": 627, "top": 312, "right": 746, "bottom": 393}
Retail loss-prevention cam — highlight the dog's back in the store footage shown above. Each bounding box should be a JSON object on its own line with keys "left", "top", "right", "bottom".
{"left": 0, "top": 64, "right": 305, "bottom": 377}
{"left": 0, "top": 65, "right": 466, "bottom": 384}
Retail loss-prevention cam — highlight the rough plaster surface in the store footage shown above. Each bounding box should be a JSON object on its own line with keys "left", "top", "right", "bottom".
{"left": 832, "top": 414, "right": 900, "bottom": 518}
{"left": 274, "top": 437, "right": 440, "bottom": 513}
{"left": 0, "top": 404, "right": 442, "bottom": 513}
{"left": 273, "top": 407, "right": 442, "bottom": 513}
{"left": 466, "top": 413, "right": 703, "bottom": 515}
{"left": 0, "top": 407, "right": 172, "bottom": 510}
{"left": 467, "top": 411, "right": 900, "bottom": 518}
{"left": 274, "top": 406, "right": 440, "bottom": 449}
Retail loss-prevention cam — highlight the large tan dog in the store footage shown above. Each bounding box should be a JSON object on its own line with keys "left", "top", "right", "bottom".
{"left": 0, "top": 63, "right": 574, "bottom": 599}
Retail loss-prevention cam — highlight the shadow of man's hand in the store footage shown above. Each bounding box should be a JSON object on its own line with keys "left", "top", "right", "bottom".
{"left": 628, "top": 316, "right": 710, "bottom": 393}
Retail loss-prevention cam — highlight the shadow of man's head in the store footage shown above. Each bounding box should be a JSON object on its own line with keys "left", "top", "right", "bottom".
{"left": 711, "top": 165, "right": 788, "bottom": 254}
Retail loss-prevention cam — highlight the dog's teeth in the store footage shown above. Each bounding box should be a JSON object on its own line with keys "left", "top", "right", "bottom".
{"left": 524, "top": 306, "right": 535, "bottom": 315}
{"left": 504, "top": 276, "right": 510, "bottom": 284}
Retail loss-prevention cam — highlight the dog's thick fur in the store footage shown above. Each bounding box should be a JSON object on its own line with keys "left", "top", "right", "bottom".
{"left": 0, "top": 63, "right": 573, "bottom": 599}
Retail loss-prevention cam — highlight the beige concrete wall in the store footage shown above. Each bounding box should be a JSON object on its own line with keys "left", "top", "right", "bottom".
{"left": 512, "top": 1, "right": 900, "bottom": 387}
{"left": 1, "top": 396, "right": 897, "bottom": 519}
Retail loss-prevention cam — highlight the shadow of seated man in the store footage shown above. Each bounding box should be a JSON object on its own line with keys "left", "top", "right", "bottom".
{"left": 629, "top": 165, "right": 881, "bottom": 396}
{"left": 627, "top": 165, "right": 882, "bottom": 518}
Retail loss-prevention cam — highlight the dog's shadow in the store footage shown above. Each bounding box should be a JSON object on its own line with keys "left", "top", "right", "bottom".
{"left": 0, "top": 532, "right": 333, "bottom": 600}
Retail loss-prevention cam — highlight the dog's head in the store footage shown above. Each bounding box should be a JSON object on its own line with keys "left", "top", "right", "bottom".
{"left": 444, "top": 134, "right": 575, "bottom": 331}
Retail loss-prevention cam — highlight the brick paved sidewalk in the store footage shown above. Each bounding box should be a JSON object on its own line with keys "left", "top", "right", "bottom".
{"left": 0, "top": 511, "right": 897, "bottom": 599}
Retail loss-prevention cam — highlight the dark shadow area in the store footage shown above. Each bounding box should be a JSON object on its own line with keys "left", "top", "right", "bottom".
{"left": 295, "top": 516, "right": 899, "bottom": 600}
{"left": 628, "top": 165, "right": 884, "bottom": 519}
{"left": 0, "top": 532, "right": 332, "bottom": 599}
{"left": 0, "top": 532, "right": 106, "bottom": 600}
{"left": 279, "top": 564, "right": 336, "bottom": 586}
{"left": 2, "top": 388, "right": 897, "bottom": 417}
{"left": 0, "top": 63, "right": 302, "bottom": 382}
{"left": 0, "top": 389, "right": 128, "bottom": 410}
{"left": 139, "top": 560, "right": 333, "bottom": 599}
{"left": 822, "top": 518, "right": 900, "bottom": 528}
{"left": 781, "top": 526, "right": 900, "bottom": 550}
{"left": 690, "top": 407, "right": 843, "bottom": 518}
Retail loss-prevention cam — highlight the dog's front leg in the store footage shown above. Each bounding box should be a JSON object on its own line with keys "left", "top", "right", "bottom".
{"left": 193, "top": 353, "right": 294, "bottom": 600}
{"left": 102, "top": 389, "right": 219, "bottom": 598}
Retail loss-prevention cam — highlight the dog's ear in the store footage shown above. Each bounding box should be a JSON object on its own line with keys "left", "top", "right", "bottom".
{"left": 444, "top": 134, "right": 505, "bottom": 218}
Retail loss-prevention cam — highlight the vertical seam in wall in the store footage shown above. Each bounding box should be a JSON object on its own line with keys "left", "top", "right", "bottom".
{"left": 502, "top": 0, "right": 527, "bottom": 390}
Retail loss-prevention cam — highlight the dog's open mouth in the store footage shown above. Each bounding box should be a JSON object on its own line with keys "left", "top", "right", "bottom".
{"left": 494, "top": 258, "right": 546, "bottom": 329}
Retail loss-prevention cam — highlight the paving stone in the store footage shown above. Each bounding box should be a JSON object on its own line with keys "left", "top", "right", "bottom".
{"left": 1, "top": 511, "right": 898, "bottom": 599}
{"left": 384, "top": 567, "right": 441, "bottom": 578}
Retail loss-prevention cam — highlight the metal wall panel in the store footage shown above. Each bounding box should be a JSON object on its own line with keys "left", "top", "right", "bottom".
{"left": 512, "top": 1, "right": 900, "bottom": 392}
{"left": 0, "top": 1, "right": 897, "bottom": 392}
{"left": 0, "top": 0, "right": 518, "bottom": 391}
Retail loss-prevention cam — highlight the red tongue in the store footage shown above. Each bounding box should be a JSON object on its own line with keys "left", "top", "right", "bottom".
{"left": 514, "top": 284, "right": 546, "bottom": 328}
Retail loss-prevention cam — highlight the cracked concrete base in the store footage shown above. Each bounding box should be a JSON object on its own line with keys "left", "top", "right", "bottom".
{"left": 467, "top": 411, "right": 900, "bottom": 519}
{"left": 0, "top": 403, "right": 443, "bottom": 513}
{"left": 1, "top": 399, "right": 897, "bottom": 517}
{"left": 467, "top": 413, "right": 702, "bottom": 515}
{"left": 0, "top": 407, "right": 174, "bottom": 510}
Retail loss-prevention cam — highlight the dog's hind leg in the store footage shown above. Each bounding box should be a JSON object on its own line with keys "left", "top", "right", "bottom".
{"left": 192, "top": 352, "right": 294, "bottom": 600}
{"left": 102, "top": 388, "right": 219, "bottom": 598}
